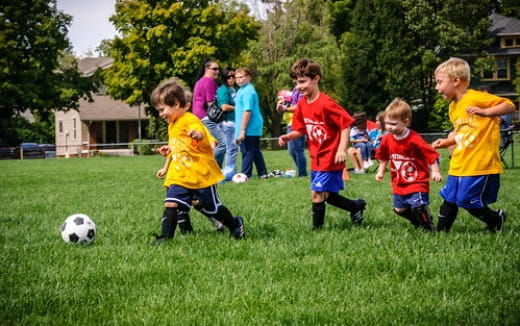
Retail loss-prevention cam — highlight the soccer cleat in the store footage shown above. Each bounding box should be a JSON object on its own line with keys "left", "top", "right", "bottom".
{"left": 492, "top": 209, "right": 507, "bottom": 233}
{"left": 350, "top": 199, "right": 366, "bottom": 224}
{"left": 150, "top": 234, "right": 171, "bottom": 246}
{"left": 208, "top": 217, "right": 225, "bottom": 232}
{"left": 231, "top": 216, "right": 245, "bottom": 239}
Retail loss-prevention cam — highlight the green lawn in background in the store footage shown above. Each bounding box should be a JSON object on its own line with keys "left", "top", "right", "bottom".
{"left": 1, "top": 147, "right": 519, "bottom": 325}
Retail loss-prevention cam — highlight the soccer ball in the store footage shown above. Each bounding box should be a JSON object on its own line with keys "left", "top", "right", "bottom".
{"left": 61, "top": 214, "right": 96, "bottom": 245}
{"left": 231, "top": 173, "right": 249, "bottom": 184}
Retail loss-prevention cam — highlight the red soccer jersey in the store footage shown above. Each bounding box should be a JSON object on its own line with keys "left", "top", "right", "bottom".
{"left": 292, "top": 93, "right": 354, "bottom": 171}
{"left": 375, "top": 130, "right": 439, "bottom": 195}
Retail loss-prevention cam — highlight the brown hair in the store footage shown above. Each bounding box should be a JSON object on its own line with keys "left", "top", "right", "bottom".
{"left": 290, "top": 58, "right": 321, "bottom": 80}
{"left": 384, "top": 98, "right": 412, "bottom": 123}
{"left": 150, "top": 78, "right": 187, "bottom": 108}
{"left": 352, "top": 111, "right": 367, "bottom": 131}
{"left": 375, "top": 111, "right": 386, "bottom": 132}
{"left": 235, "top": 67, "right": 252, "bottom": 78}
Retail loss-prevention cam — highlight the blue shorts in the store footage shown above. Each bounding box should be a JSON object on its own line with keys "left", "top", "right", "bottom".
{"left": 311, "top": 170, "right": 344, "bottom": 193}
{"left": 165, "top": 184, "right": 221, "bottom": 215}
{"left": 439, "top": 174, "right": 500, "bottom": 209}
{"left": 393, "top": 192, "right": 430, "bottom": 209}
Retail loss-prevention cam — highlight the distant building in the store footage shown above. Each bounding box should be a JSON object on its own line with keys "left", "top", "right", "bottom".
{"left": 55, "top": 57, "right": 150, "bottom": 157}
{"left": 471, "top": 13, "right": 520, "bottom": 114}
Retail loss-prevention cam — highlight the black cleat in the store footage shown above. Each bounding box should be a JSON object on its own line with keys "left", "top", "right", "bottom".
{"left": 350, "top": 199, "right": 366, "bottom": 224}
{"left": 231, "top": 216, "right": 245, "bottom": 239}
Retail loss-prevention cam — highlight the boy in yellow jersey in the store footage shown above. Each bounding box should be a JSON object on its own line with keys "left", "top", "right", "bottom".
{"left": 432, "top": 58, "right": 515, "bottom": 232}
{"left": 150, "top": 78, "right": 245, "bottom": 244}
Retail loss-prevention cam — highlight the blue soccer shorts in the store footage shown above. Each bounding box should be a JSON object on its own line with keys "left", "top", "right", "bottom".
{"left": 393, "top": 192, "right": 430, "bottom": 209}
{"left": 439, "top": 174, "right": 500, "bottom": 209}
{"left": 311, "top": 170, "right": 344, "bottom": 193}
{"left": 165, "top": 184, "right": 222, "bottom": 215}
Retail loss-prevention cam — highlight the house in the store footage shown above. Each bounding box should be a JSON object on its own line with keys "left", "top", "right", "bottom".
{"left": 55, "top": 57, "right": 150, "bottom": 157}
{"left": 472, "top": 13, "right": 520, "bottom": 115}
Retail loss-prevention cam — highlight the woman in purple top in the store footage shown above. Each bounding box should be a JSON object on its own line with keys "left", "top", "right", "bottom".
{"left": 192, "top": 58, "right": 226, "bottom": 167}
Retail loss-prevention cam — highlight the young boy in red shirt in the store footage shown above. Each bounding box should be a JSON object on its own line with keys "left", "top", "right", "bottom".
{"left": 278, "top": 58, "right": 366, "bottom": 229}
{"left": 375, "top": 98, "right": 442, "bottom": 230}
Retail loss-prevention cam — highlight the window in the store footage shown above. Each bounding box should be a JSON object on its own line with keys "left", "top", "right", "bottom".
{"left": 59, "top": 120, "right": 63, "bottom": 133}
{"left": 73, "top": 118, "right": 77, "bottom": 139}
{"left": 501, "top": 36, "right": 520, "bottom": 48}
{"left": 481, "top": 57, "right": 510, "bottom": 81}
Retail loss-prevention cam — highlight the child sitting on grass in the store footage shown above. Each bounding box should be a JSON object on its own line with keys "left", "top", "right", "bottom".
{"left": 150, "top": 78, "right": 245, "bottom": 245}
{"left": 432, "top": 57, "right": 515, "bottom": 232}
{"left": 375, "top": 99, "right": 442, "bottom": 230}
{"left": 278, "top": 58, "right": 366, "bottom": 229}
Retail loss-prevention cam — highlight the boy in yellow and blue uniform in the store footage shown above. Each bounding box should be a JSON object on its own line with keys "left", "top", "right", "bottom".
{"left": 432, "top": 57, "right": 515, "bottom": 232}
{"left": 150, "top": 78, "right": 245, "bottom": 244}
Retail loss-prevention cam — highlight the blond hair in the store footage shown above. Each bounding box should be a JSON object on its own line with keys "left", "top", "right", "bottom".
{"left": 434, "top": 57, "right": 471, "bottom": 82}
{"left": 384, "top": 98, "right": 412, "bottom": 123}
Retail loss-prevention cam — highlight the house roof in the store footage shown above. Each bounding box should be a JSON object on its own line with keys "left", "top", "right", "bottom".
{"left": 78, "top": 95, "right": 149, "bottom": 121}
{"left": 489, "top": 13, "right": 520, "bottom": 37}
{"left": 78, "top": 57, "right": 114, "bottom": 76}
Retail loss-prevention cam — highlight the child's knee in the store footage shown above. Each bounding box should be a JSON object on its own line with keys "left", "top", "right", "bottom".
{"left": 311, "top": 191, "right": 326, "bottom": 203}
{"left": 394, "top": 207, "right": 407, "bottom": 214}
{"left": 164, "top": 202, "right": 178, "bottom": 208}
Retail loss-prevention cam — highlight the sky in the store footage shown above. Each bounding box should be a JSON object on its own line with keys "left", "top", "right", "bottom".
{"left": 56, "top": 0, "right": 117, "bottom": 57}
{"left": 56, "top": 0, "right": 267, "bottom": 57}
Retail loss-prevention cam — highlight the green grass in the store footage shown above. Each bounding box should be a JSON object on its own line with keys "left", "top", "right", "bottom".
{"left": 1, "top": 147, "right": 519, "bottom": 325}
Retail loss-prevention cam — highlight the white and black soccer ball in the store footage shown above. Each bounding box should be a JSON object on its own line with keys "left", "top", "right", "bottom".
{"left": 231, "top": 173, "right": 249, "bottom": 184}
{"left": 61, "top": 214, "right": 96, "bottom": 245}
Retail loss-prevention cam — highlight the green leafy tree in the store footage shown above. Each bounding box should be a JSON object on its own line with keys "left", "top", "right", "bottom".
{"left": 0, "top": 0, "right": 98, "bottom": 145}
{"left": 102, "top": 0, "right": 260, "bottom": 107}
{"left": 339, "top": 0, "right": 496, "bottom": 131}
{"left": 244, "top": 0, "right": 346, "bottom": 136}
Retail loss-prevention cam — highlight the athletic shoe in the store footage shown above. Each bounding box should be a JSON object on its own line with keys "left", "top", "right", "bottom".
{"left": 231, "top": 216, "right": 245, "bottom": 239}
{"left": 350, "top": 199, "right": 366, "bottom": 224}
{"left": 208, "top": 217, "right": 225, "bottom": 232}
{"left": 150, "top": 234, "right": 171, "bottom": 246}
{"left": 353, "top": 169, "right": 366, "bottom": 174}
{"left": 495, "top": 209, "right": 507, "bottom": 232}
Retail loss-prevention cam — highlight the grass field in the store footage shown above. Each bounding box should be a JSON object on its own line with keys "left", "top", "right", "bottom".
{"left": 1, "top": 147, "right": 519, "bottom": 325}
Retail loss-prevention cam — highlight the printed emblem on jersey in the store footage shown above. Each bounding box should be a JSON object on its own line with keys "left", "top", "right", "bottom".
{"left": 399, "top": 161, "right": 418, "bottom": 182}
{"left": 307, "top": 124, "right": 327, "bottom": 144}
{"left": 454, "top": 119, "right": 477, "bottom": 151}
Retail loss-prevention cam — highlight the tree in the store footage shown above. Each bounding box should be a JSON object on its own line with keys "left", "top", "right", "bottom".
{"left": 0, "top": 0, "right": 98, "bottom": 145}
{"left": 244, "top": 0, "right": 346, "bottom": 136}
{"left": 338, "top": 0, "right": 496, "bottom": 131}
{"left": 102, "top": 0, "right": 260, "bottom": 109}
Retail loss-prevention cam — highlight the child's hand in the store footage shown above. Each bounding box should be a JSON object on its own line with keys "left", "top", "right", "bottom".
{"left": 431, "top": 171, "right": 442, "bottom": 183}
{"left": 156, "top": 168, "right": 167, "bottom": 179}
{"left": 334, "top": 150, "right": 346, "bottom": 164}
{"left": 432, "top": 138, "right": 446, "bottom": 149}
{"left": 278, "top": 135, "right": 288, "bottom": 146}
{"left": 375, "top": 172, "right": 384, "bottom": 182}
{"left": 466, "top": 106, "right": 486, "bottom": 116}
{"left": 158, "top": 145, "right": 170, "bottom": 156}
{"left": 189, "top": 130, "right": 203, "bottom": 140}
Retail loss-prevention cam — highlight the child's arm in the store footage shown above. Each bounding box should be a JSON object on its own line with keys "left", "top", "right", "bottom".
{"left": 236, "top": 111, "right": 252, "bottom": 143}
{"left": 466, "top": 102, "right": 515, "bottom": 117}
{"left": 278, "top": 130, "right": 304, "bottom": 146}
{"left": 334, "top": 127, "right": 350, "bottom": 164}
{"left": 375, "top": 160, "right": 387, "bottom": 181}
{"left": 430, "top": 160, "right": 442, "bottom": 183}
{"left": 432, "top": 131, "right": 456, "bottom": 149}
{"left": 156, "top": 156, "right": 171, "bottom": 179}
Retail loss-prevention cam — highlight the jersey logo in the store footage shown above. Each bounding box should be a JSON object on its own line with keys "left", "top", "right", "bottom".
{"left": 307, "top": 124, "right": 327, "bottom": 144}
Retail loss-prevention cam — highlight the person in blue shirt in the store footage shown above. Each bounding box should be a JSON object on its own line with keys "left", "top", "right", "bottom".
{"left": 234, "top": 67, "right": 268, "bottom": 179}
{"left": 217, "top": 67, "right": 239, "bottom": 179}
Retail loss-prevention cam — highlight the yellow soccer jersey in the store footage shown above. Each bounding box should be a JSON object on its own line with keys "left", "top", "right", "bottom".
{"left": 164, "top": 112, "right": 223, "bottom": 188}
{"left": 448, "top": 89, "right": 514, "bottom": 176}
